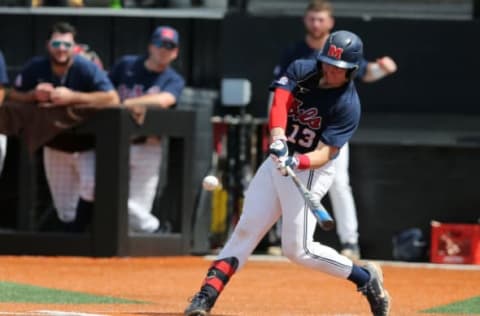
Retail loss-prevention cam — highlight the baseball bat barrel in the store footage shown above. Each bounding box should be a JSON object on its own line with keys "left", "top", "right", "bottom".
{"left": 285, "top": 166, "right": 335, "bottom": 231}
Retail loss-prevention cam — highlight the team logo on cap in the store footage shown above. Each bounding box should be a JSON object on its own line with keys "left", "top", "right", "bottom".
{"left": 327, "top": 44, "right": 343, "bottom": 60}
{"left": 161, "top": 28, "right": 175, "bottom": 40}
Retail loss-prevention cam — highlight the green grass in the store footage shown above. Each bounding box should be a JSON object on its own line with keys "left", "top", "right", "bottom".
{"left": 422, "top": 296, "right": 480, "bottom": 314}
{"left": 0, "top": 281, "right": 147, "bottom": 304}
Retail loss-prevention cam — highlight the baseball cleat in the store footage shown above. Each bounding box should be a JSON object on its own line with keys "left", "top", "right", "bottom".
{"left": 184, "top": 291, "right": 215, "bottom": 316}
{"left": 358, "top": 262, "right": 391, "bottom": 316}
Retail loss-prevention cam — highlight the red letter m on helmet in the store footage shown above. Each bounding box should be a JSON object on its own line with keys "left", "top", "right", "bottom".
{"left": 327, "top": 45, "right": 343, "bottom": 60}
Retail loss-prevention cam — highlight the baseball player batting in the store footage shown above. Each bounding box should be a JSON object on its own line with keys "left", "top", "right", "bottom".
{"left": 272, "top": 0, "right": 398, "bottom": 260}
{"left": 184, "top": 30, "right": 390, "bottom": 316}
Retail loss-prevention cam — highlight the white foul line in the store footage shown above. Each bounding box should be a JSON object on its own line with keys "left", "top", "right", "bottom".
{"left": 0, "top": 311, "right": 108, "bottom": 316}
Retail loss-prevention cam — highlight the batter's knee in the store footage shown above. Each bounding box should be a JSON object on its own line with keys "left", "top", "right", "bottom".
{"left": 282, "top": 239, "right": 349, "bottom": 273}
{"left": 281, "top": 240, "right": 305, "bottom": 264}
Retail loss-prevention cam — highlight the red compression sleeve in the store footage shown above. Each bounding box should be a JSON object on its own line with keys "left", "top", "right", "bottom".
{"left": 269, "top": 88, "right": 294, "bottom": 131}
{"left": 297, "top": 154, "right": 311, "bottom": 170}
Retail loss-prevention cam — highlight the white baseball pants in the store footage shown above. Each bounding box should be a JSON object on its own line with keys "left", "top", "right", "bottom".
{"left": 0, "top": 134, "right": 6, "bottom": 176}
{"left": 329, "top": 143, "right": 359, "bottom": 245}
{"left": 218, "top": 158, "right": 353, "bottom": 278}
{"left": 43, "top": 147, "right": 95, "bottom": 223}
{"left": 44, "top": 143, "right": 161, "bottom": 232}
{"left": 128, "top": 143, "right": 162, "bottom": 233}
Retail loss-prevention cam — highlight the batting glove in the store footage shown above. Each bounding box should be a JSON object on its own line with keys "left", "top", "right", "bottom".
{"left": 269, "top": 139, "right": 288, "bottom": 162}
{"left": 276, "top": 156, "right": 299, "bottom": 176}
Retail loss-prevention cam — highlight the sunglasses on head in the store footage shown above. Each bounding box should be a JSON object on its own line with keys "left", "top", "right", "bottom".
{"left": 152, "top": 40, "right": 177, "bottom": 50}
{"left": 50, "top": 40, "right": 73, "bottom": 49}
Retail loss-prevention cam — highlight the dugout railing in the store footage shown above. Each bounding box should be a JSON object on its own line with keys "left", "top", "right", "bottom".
{"left": 0, "top": 103, "right": 213, "bottom": 257}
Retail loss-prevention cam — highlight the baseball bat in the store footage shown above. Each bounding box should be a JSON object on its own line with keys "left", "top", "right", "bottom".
{"left": 285, "top": 166, "right": 335, "bottom": 231}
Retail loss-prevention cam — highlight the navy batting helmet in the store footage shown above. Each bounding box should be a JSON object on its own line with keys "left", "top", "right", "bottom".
{"left": 317, "top": 30, "right": 363, "bottom": 71}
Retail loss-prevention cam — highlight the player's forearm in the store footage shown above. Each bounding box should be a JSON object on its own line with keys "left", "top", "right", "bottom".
{"left": 362, "top": 57, "right": 397, "bottom": 83}
{"left": 123, "top": 92, "right": 176, "bottom": 108}
{"left": 362, "top": 62, "right": 388, "bottom": 83}
{"left": 303, "top": 143, "right": 339, "bottom": 169}
{"left": 269, "top": 88, "right": 293, "bottom": 132}
{"left": 270, "top": 127, "right": 286, "bottom": 142}
{"left": 70, "top": 90, "right": 120, "bottom": 106}
{"left": 0, "top": 87, "right": 5, "bottom": 104}
{"left": 7, "top": 89, "right": 36, "bottom": 103}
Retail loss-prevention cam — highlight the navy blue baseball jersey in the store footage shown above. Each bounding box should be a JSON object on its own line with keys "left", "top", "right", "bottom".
{"left": 271, "top": 59, "right": 361, "bottom": 153}
{"left": 0, "top": 50, "right": 8, "bottom": 85}
{"left": 13, "top": 55, "right": 114, "bottom": 152}
{"left": 109, "top": 55, "right": 185, "bottom": 103}
{"left": 273, "top": 40, "right": 368, "bottom": 80}
{"left": 14, "top": 55, "right": 113, "bottom": 92}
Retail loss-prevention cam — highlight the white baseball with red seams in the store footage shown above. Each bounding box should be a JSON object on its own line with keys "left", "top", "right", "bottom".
{"left": 202, "top": 175, "right": 219, "bottom": 191}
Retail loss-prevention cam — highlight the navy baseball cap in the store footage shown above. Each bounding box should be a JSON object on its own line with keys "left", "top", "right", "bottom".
{"left": 151, "top": 26, "right": 179, "bottom": 48}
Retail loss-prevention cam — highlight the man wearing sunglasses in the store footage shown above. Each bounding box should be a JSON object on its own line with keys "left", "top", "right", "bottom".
{"left": 109, "top": 26, "right": 185, "bottom": 233}
{"left": 9, "top": 21, "right": 119, "bottom": 232}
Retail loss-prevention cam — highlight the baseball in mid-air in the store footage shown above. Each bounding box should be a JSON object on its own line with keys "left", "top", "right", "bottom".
{"left": 202, "top": 175, "right": 219, "bottom": 191}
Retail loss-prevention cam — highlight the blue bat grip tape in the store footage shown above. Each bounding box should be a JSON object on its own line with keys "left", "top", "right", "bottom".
{"left": 312, "top": 209, "right": 332, "bottom": 222}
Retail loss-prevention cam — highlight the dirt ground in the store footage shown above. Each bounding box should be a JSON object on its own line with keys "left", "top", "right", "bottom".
{"left": 0, "top": 256, "right": 478, "bottom": 315}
